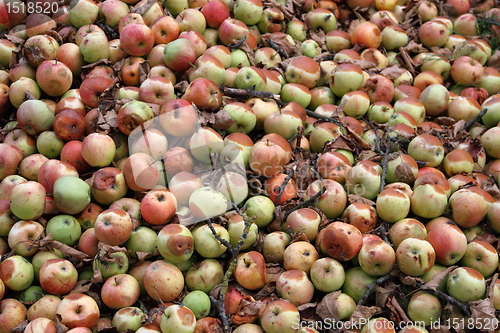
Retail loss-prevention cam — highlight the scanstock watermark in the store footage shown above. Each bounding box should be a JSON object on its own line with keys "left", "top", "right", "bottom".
{"left": 127, "top": 105, "right": 250, "bottom": 226}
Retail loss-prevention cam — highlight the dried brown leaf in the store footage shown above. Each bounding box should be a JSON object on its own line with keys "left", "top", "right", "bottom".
{"left": 317, "top": 290, "right": 342, "bottom": 321}
{"left": 422, "top": 265, "right": 456, "bottom": 291}
{"left": 70, "top": 280, "right": 93, "bottom": 294}
{"left": 404, "top": 40, "right": 429, "bottom": 54}
{"left": 484, "top": 183, "right": 500, "bottom": 202}
{"left": 386, "top": 295, "right": 410, "bottom": 324}
{"left": 394, "top": 162, "right": 416, "bottom": 184}
{"left": 474, "top": 232, "right": 499, "bottom": 244}
{"left": 132, "top": 0, "right": 159, "bottom": 15}
{"left": 379, "top": 65, "right": 408, "bottom": 80}
{"left": 324, "top": 135, "right": 353, "bottom": 152}
{"left": 337, "top": 59, "right": 376, "bottom": 70}
{"left": 12, "top": 320, "right": 28, "bottom": 332}
{"left": 213, "top": 110, "right": 237, "bottom": 130}
{"left": 253, "top": 283, "right": 276, "bottom": 301}
{"left": 347, "top": 195, "right": 376, "bottom": 206}
{"left": 50, "top": 240, "right": 91, "bottom": 260}
{"left": 398, "top": 271, "right": 424, "bottom": 288}
{"left": 4, "top": 34, "right": 24, "bottom": 45}
{"left": 344, "top": 305, "right": 381, "bottom": 333}
{"left": 487, "top": 50, "right": 500, "bottom": 71}
{"left": 375, "top": 281, "right": 398, "bottom": 308}
{"left": 469, "top": 298, "right": 499, "bottom": 333}
{"left": 261, "top": 33, "right": 300, "bottom": 57}
{"left": 309, "top": 29, "right": 327, "bottom": 51}
{"left": 92, "top": 268, "right": 103, "bottom": 284}
{"left": 297, "top": 302, "right": 317, "bottom": 312}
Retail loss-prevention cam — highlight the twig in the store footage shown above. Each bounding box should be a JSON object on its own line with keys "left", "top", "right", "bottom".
{"left": 218, "top": 86, "right": 280, "bottom": 100}
{"left": 227, "top": 36, "right": 247, "bottom": 51}
{"left": 282, "top": 186, "right": 326, "bottom": 221}
{"left": 368, "top": 121, "right": 383, "bottom": 154}
{"left": 379, "top": 132, "right": 392, "bottom": 192}
{"left": 358, "top": 273, "right": 392, "bottom": 305}
{"left": 304, "top": 109, "right": 344, "bottom": 127}
{"left": 207, "top": 206, "right": 254, "bottom": 333}
{"left": 461, "top": 108, "right": 488, "bottom": 132}
{"left": 378, "top": 222, "right": 390, "bottom": 244}
{"left": 417, "top": 283, "right": 471, "bottom": 317}
{"left": 206, "top": 219, "right": 231, "bottom": 249}
{"left": 265, "top": 38, "right": 289, "bottom": 59}
{"left": 275, "top": 170, "right": 293, "bottom": 205}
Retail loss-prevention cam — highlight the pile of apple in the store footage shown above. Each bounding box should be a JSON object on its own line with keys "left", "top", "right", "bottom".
{"left": 0, "top": 0, "right": 500, "bottom": 332}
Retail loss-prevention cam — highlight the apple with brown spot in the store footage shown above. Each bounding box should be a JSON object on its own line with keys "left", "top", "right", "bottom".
{"left": 234, "top": 251, "right": 268, "bottom": 290}
{"left": 317, "top": 222, "right": 363, "bottom": 261}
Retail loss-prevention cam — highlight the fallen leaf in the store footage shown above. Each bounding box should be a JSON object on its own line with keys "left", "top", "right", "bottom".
{"left": 469, "top": 298, "right": 499, "bottom": 333}
{"left": 343, "top": 305, "right": 381, "bottom": 333}
{"left": 347, "top": 195, "right": 376, "bottom": 206}
{"left": 316, "top": 290, "right": 342, "bottom": 321}
{"left": 422, "top": 266, "right": 456, "bottom": 291}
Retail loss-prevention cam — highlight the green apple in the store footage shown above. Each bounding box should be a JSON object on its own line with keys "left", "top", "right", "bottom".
{"left": 420, "top": 264, "right": 448, "bottom": 292}
{"left": 160, "top": 304, "right": 196, "bottom": 333}
{"left": 36, "top": 131, "right": 64, "bottom": 159}
{"left": 69, "top": 0, "right": 99, "bottom": 28}
{"left": 235, "top": 66, "right": 267, "bottom": 91}
{"left": 233, "top": 0, "right": 263, "bottom": 25}
{"left": 126, "top": 226, "right": 158, "bottom": 259}
{"left": 0, "top": 255, "right": 34, "bottom": 291}
{"left": 447, "top": 267, "right": 486, "bottom": 302}
{"left": 53, "top": 176, "right": 91, "bottom": 215}
{"left": 192, "top": 223, "right": 229, "bottom": 258}
{"left": 407, "top": 291, "right": 441, "bottom": 326}
{"left": 94, "top": 250, "right": 129, "bottom": 280}
{"left": 310, "top": 258, "right": 345, "bottom": 293}
{"left": 156, "top": 224, "right": 194, "bottom": 263}
{"left": 45, "top": 215, "right": 82, "bottom": 246}
{"left": 20, "top": 285, "right": 44, "bottom": 303}
{"left": 112, "top": 307, "right": 145, "bottom": 333}
{"left": 223, "top": 102, "right": 257, "bottom": 134}
{"left": 341, "top": 267, "right": 377, "bottom": 303}
{"left": 185, "top": 259, "right": 224, "bottom": 292}
{"left": 182, "top": 290, "right": 211, "bottom": 319}
{"left": 243, "top": 195, "right": 275, "bottom": 228}
{"left": 80, "top": 32, "right": 110, "bottom": 63}
{"left": 227, "top": 213, "right": 258, "bottom": 250}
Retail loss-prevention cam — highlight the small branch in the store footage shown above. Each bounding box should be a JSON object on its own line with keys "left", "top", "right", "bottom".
{"left": 265, "top": 38, "right": 289, "bottom": 59}
{"left": 379, "top": 133, "right": 392, "bottom": 193}
{"left": 369, "top": 121, "right": 383, "bottom": 154}
{"left": 275, "top": 170, "right": 293, "bottom": 205}
{"left": 417, "top": 284, "right": 471, "bottom": 317}
{"left": 305, "top": 109, "right": 344, "bottom": 127}
{"left": 207, "top": 206, "right": 254, "bottom": 333}
{"left": 358, "top": 273, "right": 392, "bottom": 305}
{"left": 378, "top": 222, "right": 390, "bottom": 244}
{"left": 206, "top": 219, "right": 231, "bottom": 249}
{"left": 218, "top": 86, "right": 279, "bottom": 100}
{"left": 228, "top": 36, "right": 247, "bottom": 51}
{"left": 282, "top": 186, "right": 326, "bottom": 221}
{"left": 461, "top": 108, "right": 488, "bottom": 132}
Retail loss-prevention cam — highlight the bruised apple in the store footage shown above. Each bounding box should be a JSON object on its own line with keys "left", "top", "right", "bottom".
{"left": 317, "top": 222, "right": 362, "bottom": 261}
